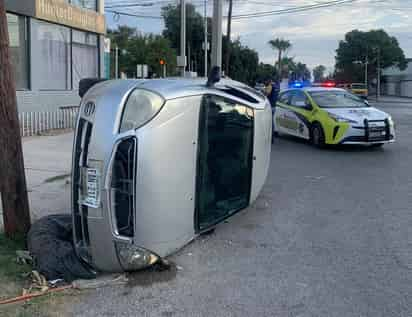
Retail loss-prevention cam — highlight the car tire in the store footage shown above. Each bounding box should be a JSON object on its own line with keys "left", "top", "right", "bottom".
{"left": 311, "top": 123, "right": 325, "bottom": 148}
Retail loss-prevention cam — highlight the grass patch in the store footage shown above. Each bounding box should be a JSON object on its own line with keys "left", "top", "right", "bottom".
{"left": 0, "top": 233, "right": 79, "bottom": 316}
{"left": 0, "top": 233, "right": 31, "bottom": 288}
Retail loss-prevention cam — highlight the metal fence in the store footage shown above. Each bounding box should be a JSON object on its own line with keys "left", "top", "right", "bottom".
{"left": 18, "top": 107, "right": 79, "bottom": 137}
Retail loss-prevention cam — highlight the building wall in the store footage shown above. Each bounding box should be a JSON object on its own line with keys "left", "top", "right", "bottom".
{"left": 382, "top": 60, "right": 412, "bottom": 98}
{"left": 6, "top": 0, "right": 106, "bottom": 112}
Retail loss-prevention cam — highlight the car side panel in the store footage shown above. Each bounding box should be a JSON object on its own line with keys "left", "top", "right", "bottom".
{"left": 275, "top": 103, "right": 311, "bottom": 140}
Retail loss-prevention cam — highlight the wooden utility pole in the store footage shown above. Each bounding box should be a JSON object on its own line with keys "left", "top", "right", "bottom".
{"left": 0, "top": 0, "right": 31, "bottom": 238}
{"left": 225, "top": 0, "right": 233, "bottom": 77}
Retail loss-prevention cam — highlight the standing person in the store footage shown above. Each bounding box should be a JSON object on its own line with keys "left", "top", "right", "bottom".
{"left": 265, "top": 79, "right": 279, "bottom": 143}
{"left": 264, "top": 79, "right": 273, "bottom": 100}
{"left": 269, "top": 80, "right": 280, "bottom": 107}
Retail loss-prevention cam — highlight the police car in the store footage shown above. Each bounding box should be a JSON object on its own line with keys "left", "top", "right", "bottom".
{"left": 273, "top": 87, "right": 395, "bottom": 147}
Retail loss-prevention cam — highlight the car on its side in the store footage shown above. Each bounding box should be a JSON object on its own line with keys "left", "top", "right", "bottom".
{"left": 273, "top": 87, "right": 395, "bottom": 147}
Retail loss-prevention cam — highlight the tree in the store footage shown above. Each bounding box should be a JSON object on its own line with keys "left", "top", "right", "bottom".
{"left": 107, "top": 26, "right": 177, "bottom": 78}
{"left": 256, "top": 63, "right": 276, "bottom": 82}
{"left": 268, "top": 38, "right": 291, "bottom": 79}
{"left": 222, "top": 37, "right": 259, "bottom": 85}
{"left": 162, "top": 3, "right": 208, "bottom": 74}
{"left": 335, "top": 29, "right": 406, "bottom": 82}
{"left": 313, "top": 65, "right": 326, "bottom": 82}
{"left": 0, "top": 0, "right": 31, "bottom": 239}
{"left": 294, "top": 62, "right": 311, "bottom": 81}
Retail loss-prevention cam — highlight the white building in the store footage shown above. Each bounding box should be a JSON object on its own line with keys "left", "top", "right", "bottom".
{"left": 382, "top": 59, "right": 412, "bottom": 98}
{"left": 5, "top": 0, "right": 106, "bottom": 112}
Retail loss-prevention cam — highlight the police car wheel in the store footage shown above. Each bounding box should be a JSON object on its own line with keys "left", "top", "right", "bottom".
{"left": 312, "top": 124, "right": 325, "bottom": 148}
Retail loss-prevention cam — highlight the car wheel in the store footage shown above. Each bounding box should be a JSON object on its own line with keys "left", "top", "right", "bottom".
{"left": 311, "top": 123, "right": 325, "bottom": 148}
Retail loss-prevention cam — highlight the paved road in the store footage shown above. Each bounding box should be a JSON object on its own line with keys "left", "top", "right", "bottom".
{"left": 69, "top": 100, "right": 412, "bottom": 317}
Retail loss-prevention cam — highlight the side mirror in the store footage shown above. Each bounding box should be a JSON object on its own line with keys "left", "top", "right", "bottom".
{"left": 79, "top": 78, "right": 107, "bottom": 98}
{"left": 364, "top": 100, "right": 370, "bottom": 107}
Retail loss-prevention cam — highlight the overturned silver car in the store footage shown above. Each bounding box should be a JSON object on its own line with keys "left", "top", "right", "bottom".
{"left": 72, "top": 77, "right": 272, "bottom": 272}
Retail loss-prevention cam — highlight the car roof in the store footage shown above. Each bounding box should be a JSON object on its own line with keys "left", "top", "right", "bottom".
{"left": 92, "top": 78, "right": 267, "bottom": 110}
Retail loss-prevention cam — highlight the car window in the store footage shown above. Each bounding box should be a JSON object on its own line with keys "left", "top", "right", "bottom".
{"left": 290, "top": 90, "right": 309, "bottom": 108}
{"left": 278, "top": 91, "right": 290, "bottom": 104}
{"left": 309, "top": 91, "right": 366, "bottom": 108}
{"left": 351, "top": 84, "right": 366, "bottom": 89}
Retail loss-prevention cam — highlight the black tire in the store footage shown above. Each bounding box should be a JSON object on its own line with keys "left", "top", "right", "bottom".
{"left": 311, "top": 123, "right": 325, "bottom": 148}
{"left": 371, "top": 143, "right": 384, "bottom": 148}
{"left": 272, "top": 131, "right": 278, "bottom": 144}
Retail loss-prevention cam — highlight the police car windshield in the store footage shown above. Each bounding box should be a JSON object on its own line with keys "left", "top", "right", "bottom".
{"left": 309, "top": 91, "right": 365, "bottom": 108}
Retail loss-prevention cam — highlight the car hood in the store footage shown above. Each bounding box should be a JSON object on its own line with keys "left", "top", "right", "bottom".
{"left": 326, "top": 107, "right": 389, "bottom": 123}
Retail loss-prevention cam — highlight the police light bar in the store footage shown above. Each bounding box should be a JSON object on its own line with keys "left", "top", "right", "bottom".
{"left": 322, "top": 81, "right": 336, "bottom": 87}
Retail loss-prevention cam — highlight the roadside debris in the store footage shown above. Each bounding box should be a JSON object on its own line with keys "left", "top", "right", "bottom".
{"left": 27, "top": 214, "right": 96, "bottom": 282}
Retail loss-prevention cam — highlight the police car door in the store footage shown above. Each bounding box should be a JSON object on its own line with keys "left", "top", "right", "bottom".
{"left": 274, "top": 90, "right": 293, "bottom": 135}
{"left": 287, "top": 90, "right": 312, "bottom": 139}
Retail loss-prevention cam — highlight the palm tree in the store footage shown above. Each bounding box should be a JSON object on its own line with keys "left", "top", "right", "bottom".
{"left": 268, "top": 38, "right": 292, "bottom": 80}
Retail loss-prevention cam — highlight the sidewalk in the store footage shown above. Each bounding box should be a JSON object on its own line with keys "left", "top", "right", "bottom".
{"left": 0, "top": 132, "right": 73, "bottom": 230}
{"left": 368, "top": 95, "right": 412, "bottom": 105}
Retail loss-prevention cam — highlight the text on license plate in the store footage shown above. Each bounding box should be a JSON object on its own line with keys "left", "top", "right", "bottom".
{"left": 84, "top": 168, "right": 100, "bottom": 208}
{"left": 370, "top": 131, "right": 386, "bottom": 138}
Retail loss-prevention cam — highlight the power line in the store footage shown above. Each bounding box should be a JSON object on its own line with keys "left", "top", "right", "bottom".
{"left": 232, "top": 0, "right": 359, "bottom": 19}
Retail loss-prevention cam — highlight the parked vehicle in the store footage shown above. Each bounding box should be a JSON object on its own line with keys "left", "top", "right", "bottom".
{"left": 72, "top": 76, "right": 272, "bottom": 272}
{"left": 274, "top": 87, "right": 395, "bottom": 147}
{"left": 337, "top": 83, "right": 368, "bottom": 99}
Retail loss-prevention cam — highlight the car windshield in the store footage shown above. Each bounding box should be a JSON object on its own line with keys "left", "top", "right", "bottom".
{"left": 352, "top": 84, "right": 366, "bottom": 89}
{"left": 309, "top": 91, "right": 366, "bottom": 108}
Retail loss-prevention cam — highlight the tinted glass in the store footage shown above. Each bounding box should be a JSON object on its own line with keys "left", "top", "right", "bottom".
{"left": 72, "top": 31, "right": 98, "bottom": 89}
{"left": 35, "top": 21, "right": 71, "bottom": 90}
{"left": 290, "top": 90, "right": 308, "bottom": 107}
{"left": 197, "top": 95, "right": 254, "bottom": 231}
{"left": 278, "top": 92, "right": 290, "bottom": 104}
{"left": 7, "top": 13, "right": 28, "bottom": 90}
{"left": 351, "top": 84, "right": 366, "bottom": 89}
{"left": 71, "top": 0, "right": 97, "bottom": 11}
{"left": 309, "top": 91, "right": 366, "bottom": 108}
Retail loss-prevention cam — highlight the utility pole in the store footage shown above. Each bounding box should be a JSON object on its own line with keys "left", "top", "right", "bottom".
{"left": 0, "top": 0, "right": 31, "bottom": 238}
{"left": 204, "top": 0, "right": 208, "bottom": 77}
{"left": 377, "top": 48, "right": 381, "bottom": 101}
{"left": 211, "top": 0, "right": 223, "bottom": 71}
{"left": 365, "top": 56, "right": 368, "bottom": 88}
{"left": 225, "top": 0, "right": 233, "bottom": 77}
{"left": 179, "top": 0, "right": 186, "bottom": 77}
{"left": 115, "top": 46, "right": 118, "bottom": 79}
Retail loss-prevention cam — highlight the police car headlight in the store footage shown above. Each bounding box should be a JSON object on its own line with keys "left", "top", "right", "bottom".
{"left": 115, "top": 242, "right": 160, "bottom": 271}
{"left": 328, "top": 112, "right": 357, "bottom": 124}
{"left": 387, "top": 116, "right": 394, "bottom": 126}
{"left": 119, "top": 89, "right": 165, "bottom": 133}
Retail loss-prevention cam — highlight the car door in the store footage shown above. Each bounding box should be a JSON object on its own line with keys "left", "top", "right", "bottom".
{"left": 274, "top": 90, "right": 293, "bottom": 135}
{"left": 196, "top": 94, "right": 254, "bottom": 232}
{"left": 288, "top": 90, "right": 313, "bottom": 140}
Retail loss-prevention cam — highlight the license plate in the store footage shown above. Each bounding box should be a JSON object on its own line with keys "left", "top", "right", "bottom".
{"left": 370, "top": 131, "right": 386, "bottom": 138}
{"left": 84, "top": 168, "right": 100, "bottom": 208}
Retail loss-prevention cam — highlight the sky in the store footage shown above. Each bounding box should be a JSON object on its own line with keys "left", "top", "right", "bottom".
{"left": 105, "top": 0, "right": 412, "bottom": 73}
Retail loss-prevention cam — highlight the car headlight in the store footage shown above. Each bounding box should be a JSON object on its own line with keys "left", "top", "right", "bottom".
{"left": 115, "top": 242, "right": 160, "bottom": 271}
{"left": 387, "top": 116, "right": 394, "bottom": 127}
{"left": 119, "top": 89, "right": 165, "bottom": 133}
{"left": 328, "top": 112, "right": 357, "bottom": 124}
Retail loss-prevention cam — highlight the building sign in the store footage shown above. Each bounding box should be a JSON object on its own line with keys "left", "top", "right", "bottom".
{"left": 35, "top": 0, "right": 105, "bottom": 34}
